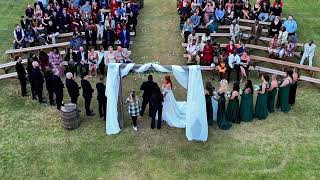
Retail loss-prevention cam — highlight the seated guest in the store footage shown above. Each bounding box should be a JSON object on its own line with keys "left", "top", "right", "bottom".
{"left": 226, "top": 82, "right": 240, "bottom": 124}
{"left": 190, "top": 10, "right": 201, "bottom": 29}
{"left": 206, "top": 14, "right": 218, "bottom": 34}
{"left": 215, "top": 4, "right": 225, "bottom": 23}
{"left": 278, "top": 26, "right": 288, "bottom": 45}
{"left": 88, "top": 48, "right": 98, "bottom": 77}
{"left": 250, "top": 20, "right": 262, "bottom": 45}
{"left": 105, "top": 46, "right": 116, "bottom": 63}
{"left": 49, "top": 48, "right": 64, "bottom": 76}
{"left": 182, "top": 18, "right": 193, "bottom": 43}
{"left": 25, "top": 28, "right": 36, "bottom": 47}
{"left": 217, "top": 58, "right": 227, "bottom": 80}
{"left": 109, "top": 0, "right": 119, "bottom": 15}
{"left": 66, "top": 72, "right": 81, "bottom": 104}
{"left": 103, "top": 26, "right": 115, "bottom": 49}
{"left": 269, "top": 16, "right": 282, "bottom": 37}
{"left": 80, "top": 1, "right": 92, "bottom": 15}
{"left": 115, "top": 46, "right": 131, "bottom": 63}
{"left": 199, "top": 30, "right": 211, "bottom": 52}
{"left": 104, "top": 15, "right": 116, "bottom": 30}
{"left": 283, "top": 15, "right": 297, "bottom": 36}
{"left": 85, "top": 24, "right": 97, "bottom": 49}
{"left": 277, "top": 44, "right": 286, "bottom": 59}
{"left": 252, "top": 1, "right": 261, "bottom": 20}
{"left": 240, "top": 51, "right": 250, "bottom": 81}
{"left": 70, "top": 31, "right": 84, "bottom": 50}
{"left": 96, "top": 22, "right": 104, "bottom": 40}
{"left": 229, "top": 20, "right": 240, "bottom": 43}
{"left": 225, "top": 40, "right": 236, "bottom": 57}
{"left": 277, "top": 70, "right": 293, "bottom": 113}
{"left": 186, "top": 39, "right": 200, "bottom": 64}
{"left": 227, "top": 51, "right": 241, "bottom": 82}
{"left": 60, "top": 8, "right": 71, "bottom": 33}
{"left": 119, "top": 25, "right": 131, "bottom": 48}
{"left": 187, "top": 30, "right": 198, "bottom": 45}
{"left": 239, "top": 80, "right": 254, "bottom": 122}
{"left": 47, "top": 20, "right": 59, "bottom": 44}
{"left": 273, "top": 0, "right": 284, "bottom": 8}
{"left": 300, "top": 40, "right": 316, "bottom": 67}
{"left": 269, "top": 4, "right": 282, "bottom": 21}
{"left": 258, "top": 2, "right": 270, "bottom": 22}
{"left": 242, "top": 1, "right": 251, "bottom": 19}
{"left": 71, "top": 12, "right": 83, "bottom": 31}
{"left": 35, "top": 23, "right": 48, "bottom": 45}
{"left": 255, "top": 74, "right": 269, "bottom": 120}
{"left": 97, "top": 9, "right": 107, "bottom": 25}
{"left": 25, "top": 4, "right": 34, "bottom": 18}
{"left": 284, "top": 37, "right": 297, "bottom": 58}
{"left": 127, "top": 12, "right": 138, "bottom": 33}
{"left": 201, "top": 40, "right": 214, "bottom": 66}
{"left": 65, "top": 48, "right": 78, "bottom": 76}
{"left": 268, "top": 34, "right": 281, "bottom": 58}
{"left": 225, "top": 0, "right": 235, "bottom": 16}
{"left": 14, "top": 25, "right": 26, "bottom": 49}
{"left": 235, "top": 40, "right": 245, "bottom": 56}
{"left": 97, "top": 46, "right": 106, "bottom": 75}
{"left": 99, "top": 0, "right": 108, "bottom": 9}
{"left": 77, "top": 46, "right": 89, "bottom": 76}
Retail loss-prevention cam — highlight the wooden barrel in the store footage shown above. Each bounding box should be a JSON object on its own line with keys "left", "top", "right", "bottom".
{"left": 60, "top": 104, "right": 80, "bottom": 130}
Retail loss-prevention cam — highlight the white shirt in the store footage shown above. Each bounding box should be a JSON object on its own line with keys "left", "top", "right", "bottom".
{"left": 230, "top": 24, "right": 240, "bottom": 34}
{"left": 186, "top": 44, "right": 199, "bottom": 56}
{"left": 228, "top": 54, "right": 241, "bottom": 68}
{"left": 303, "top": 43, "right": 316, "bottom": 56}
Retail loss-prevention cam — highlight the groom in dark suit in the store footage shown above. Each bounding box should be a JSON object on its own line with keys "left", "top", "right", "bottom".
{"left": 150, "top": 86, "right": 164, "bottom": 129}
{"left": 140, "top": 75, "right": 158, "bottom": 116}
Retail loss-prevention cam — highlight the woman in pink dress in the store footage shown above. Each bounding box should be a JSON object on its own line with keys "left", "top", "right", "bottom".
{"left": 203, "top": 2, "right": 215, "bottom": 25}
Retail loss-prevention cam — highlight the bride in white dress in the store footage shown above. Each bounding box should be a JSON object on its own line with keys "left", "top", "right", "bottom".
{"left": 161, "top": 75, "right": 187, "bottom": 128}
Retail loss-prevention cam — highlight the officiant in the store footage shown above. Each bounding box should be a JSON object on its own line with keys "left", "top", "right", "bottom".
{"left": 140, "top": 75, "right": 158, "bottom": 116}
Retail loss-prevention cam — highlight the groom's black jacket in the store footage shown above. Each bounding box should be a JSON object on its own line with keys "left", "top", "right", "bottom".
{"left": 140, "top": 80, "right": 158, "bottom": 99}
{"left": 150, "top": 91, "right": 164, "bottom": 110}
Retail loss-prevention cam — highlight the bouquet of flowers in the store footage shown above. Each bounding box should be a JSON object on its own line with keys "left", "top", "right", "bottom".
{"left": 226, "top": 91, "right": 231, "bottom": 98}
{"left": 239, "top": 89, "right": 243, "bottom": 95}
{"left": 254, "top": 84, "right": 260, "bottom": 91}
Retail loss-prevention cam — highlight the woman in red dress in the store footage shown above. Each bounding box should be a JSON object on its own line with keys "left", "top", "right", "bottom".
{"left": 202, "top": 40, "right": 214, "bottom": 65}
{"left": 225, "top": 40, "right": 236, "bottom": 57}
{"left": 115, "top": 23, "right": 123, "bottom": 40}
{"left": 91, "top": 2, "right": 99, "bottom": 23}
{"left": 110, "top": 0, "right": 119, "bottom": 16}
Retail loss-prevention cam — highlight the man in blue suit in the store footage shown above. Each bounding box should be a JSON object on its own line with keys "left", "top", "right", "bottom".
{"left": 119, "top": 25, "right": 131, "bottom": 48}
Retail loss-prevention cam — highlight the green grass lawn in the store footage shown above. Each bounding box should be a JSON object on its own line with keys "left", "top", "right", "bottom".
{"left": 0, "top": 0, "right": 320, "bottom": 179}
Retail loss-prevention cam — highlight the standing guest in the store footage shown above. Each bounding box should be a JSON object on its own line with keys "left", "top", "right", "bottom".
{"left": 201, "top": 40, "right": 214, "bottom": 66}
{"left": 126, "top": 91, "right": 141, "bottom": 131}
{"left": 119, "top": 25, "right": 131, "bottom": 48}
{"left": 27, "top": 53, "right": 37, "bottom": 99}
{"left": 81, "top": 73, "right": 95, "bottom": 116}
{"left": 227, "top": 51, "right": 241, "bottom": 82}
{"left": 140, "top": 75, "right": 158, "bottom": 116}
{"left": 15, "top": 56, "right": 27, "bottom": 97}
{"left": 186, "top": 39, "right": 200, "bottom": 65}
{"left": 49, "top": 48, "right": 64, "bottom": 76}
{"left": 150, "top": 86, "right": 164, "bottom": 129}
{"left": 103, "top": 26, "right": 115, "bottom": 49}
{"left": 65, "top": 48, "right": 78, "bottom": 76}
{"left": 96, "top": 77, "right": 107, "bottom": 119}
{"left": 226, "top": 82, "right": 240, "bottom": 124}
{"left": 65, "top": 72, "right": 81, "bottom": 105}
{"left": 229, "top": 20, "right": 240, "bottom": 43}
{"left": 250, "top": 20, "right": 262, "bottom": 45}
{"left": 97, "top": 46, "right": 106, "bottom": 75}
{"left": 240, "top": 80, "right": 254, "bottom": 122}
{"left": 216, "top": 79, "right": 232, "bottom": 130}
{"left": 43, "top": 67, "right": 54, "bottom": 106}
{"left": 268, "top": 33, "right": 280, "bottom": 58}
{"left": 267, "top": 74, "right": 278, "bottom": 113}
{"left": 277, "top": 70, "right": 293, "bottom": 112}
{"left": 289, "top": 69, "right": 299, "bottom": 106}
{"left": 255, "top": 74, "right": 269, "bottom": 120}
{"left": 204, "top": 81, "right": 214, "bottom": 126}
{"left": 14, "top": 25, "right": 26, "bottom": 49}
{"left": 51, "top": 69, "right": 64, "bottom": 110}
{"left": 300, "top": 40, "right": 316, "bottom": 67}
{"left": 269, "top": 16, "right": 282, "bottom": 37}
{"left": 31, "top": 61, "right": 44, "bottom": 103}
{"left": 283, "top": 15, "right": 297, "bottom": 36}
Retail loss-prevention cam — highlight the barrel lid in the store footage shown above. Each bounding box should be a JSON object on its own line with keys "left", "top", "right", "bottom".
{"left": 61, "top": 103, "right": 77, "bottom": 112}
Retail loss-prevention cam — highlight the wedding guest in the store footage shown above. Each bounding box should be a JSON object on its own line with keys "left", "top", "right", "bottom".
{"left": 201, "top": 40, "right": 214, "bottom": 66}
{"left": 284, "top": 37, "right": 297, "bottom": 58}
{"left": 190, "top": 10, "right": 201, "bottom": 29}
{"left": 240, "top": 79, "right": 254, "bottom": 122}
{"left": 105, "top": 46, "right": 116, "bottom": 63}
{"left": 269, "top": 16, "right": 282, "bottom": 37}
{"left": 65, "top": 48, "right": 78, "bottom": 76}
{"left": 85, "top": 24, "right": 97, "bottom": 49}
{"left": 199, "top": 30, "right": 211, "bottom": 52}
{"left": 115, "top": 46, "right": 131, "bottom": 63}
{"left": 268, "top": 34, "right": 281, "bottom": 58}
{"left": 187, "top": 30, "right": 198, "bottom": 45}
{"left": 49, "top": 48, "right": 64, "bottom": 76}
{"left": 242, "top": 1, "right": 251, "bottom": 19}
{"left": 217, "top": 59, "right": 227, "bottom": 80}
{"left": 240, "top": 51, "right": 250, "bottom": 82}
{"left": 103, "top": 26, "right": 115, "bottom": 48}
{"left": 97, "top": 46, "right": 106, "bottom": 75}
{"left": 206, "top": 14, "right": 218, "bottom": 33}
{"left": 278, "top": 26, "right": 288, "bottom": 45}
{"left": 126, "top": 91, "right": 141, "bottom": 131}
{"left": 269, "top": 3, "right": 282, "bottom": 21}
{"left": 205, "top": 81, "right": 214, "bottom": 126}
{"left": 81, "top": 73, "right": 95, "bottom": 116}
{"left": 277, "top": 70, "right": 293, "bottom": 112}
{"left": 258, "top": 2, "right": 270, "bottom": 22}
{"left": 65, "top": 72, "right": 81, "bottom": 105}
{"left": 225, "top": 40, "right": 236, "bottom": 56}
{"left": 300, "top": 40, "right": 316, "bottom": 67}
{"left": 255, "top": 74, "right": 269, "bottom": 120}
{"left": 283, "top": 15, "right": 297, "bottom": 36}
{"left": 15, "top": 56, "right": 27, "bottom": 97}
{"left": 77, "top": 46, "right": 89, "bottom": 77}
{"left": 289, "top": 69, "right": 299, "bottom": 105}
{"left": 96, "top": 22, "right": 104, "bottom": 40}
{"left": 186, "top": 39, "right": 200, "bottom": 64}
{"left": 227, "top": 51, "right": 241, "bottom": 82}
{"left": 51, "top": 69, "right": 64, "bottom": 110}
{"left": 88, "top": 48, "right": 98, "bottom": 77}
{"left": 216, "top": 79, "right": 232, "bottom": 130}
{"left": 267, "top": 74, "right": 278, "bottom": 113}
{"left": 38, "top": 50, "right": 49, "bottom": 71}
{"left": 96, "top": 77, "right": 107, "bottom": 119}
{"left": 226, "top": 82, "right": 240, "bottom": 124}
{"left": 119, "top": 25, "right": 131, "bottom": 48}
{"left": 250, "top": 20, "right": 262, "bottom": 45}
{"left": 14, "top": 25, "right": 26, "bottom": 49}
{"left": 229, "top": 20, "right": 240, "bottom": 43}
{"left": 215, "top": 4, "right": 225, "bottom": 23}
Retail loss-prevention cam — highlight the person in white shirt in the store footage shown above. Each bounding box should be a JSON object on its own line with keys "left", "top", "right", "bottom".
{"left": 227, "top": 52, "right": 241, "bottom": 82}
{"left": 230, "top": 21, "right": 240, "bottom": 43}
{"left": 186, "top": 39, "right": 200, "bottom": 64}
{"left": 96, "top": 22, "right": 104, "bottom": 40}
{"left": 187, "top": 30, "right": 199, "bottom": 45}
{"left": 300, "top": 40, "right": 316, "bottom": 67}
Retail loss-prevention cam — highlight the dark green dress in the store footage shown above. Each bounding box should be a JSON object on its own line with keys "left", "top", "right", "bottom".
{"left": 267, "top": 82, "right": 278, "bottom": 113}
{"left": 217, "top": 92, "right": 232, "bottom": 130}
{"left": 240, "top": 91, "right": 253, "bottom": 122}
{"left": 205, "top": 94, "right": 214, "bottom": 126}
{"left": 277, "top": 80, "right": 291, "bottom": 113}
{"left": 226, "top": 92, "right": 240, "bottom": 123}
{"left": 255, "top": 83, "right": 268, "bottom": 120}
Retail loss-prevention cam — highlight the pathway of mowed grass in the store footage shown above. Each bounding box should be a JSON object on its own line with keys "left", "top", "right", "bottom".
{"left": 0, "top": 0, "right": 320, "bottom": 179}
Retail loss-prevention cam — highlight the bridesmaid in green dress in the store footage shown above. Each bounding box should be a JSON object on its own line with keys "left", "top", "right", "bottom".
{"left": 255, "top": 74, "right": 269, "bottom": 120}
{"left": 205, "top": 82, "right": 214, "bottom": 126}
{"left": 216, "top": 80, "right": 232, "bottom": 130}
{"left": 240, "top": 80, "right": 254, "bottom": 122}
{"left": 267, "top": 74, "right": 278, "bottom": 113}
{"left": 226, "top": 83, "right": 240, "bottom": 124}
{"left": 277, "top": 70, "right": 293, "bottom": 113}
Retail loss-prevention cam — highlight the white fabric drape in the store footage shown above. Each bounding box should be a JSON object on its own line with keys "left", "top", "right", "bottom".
{"left": 172, "top": 65, "right": 188, "bottom": 89}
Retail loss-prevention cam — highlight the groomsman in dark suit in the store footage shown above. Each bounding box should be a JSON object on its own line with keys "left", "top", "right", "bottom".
{"left": 140, "top": 75, "right": 158, "bottom": 116}
{"left": 81, "top": 73, "right": 95, "bottom": 116}
{"left": 150, "top": 86, "right": 163, "bottom": 129}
